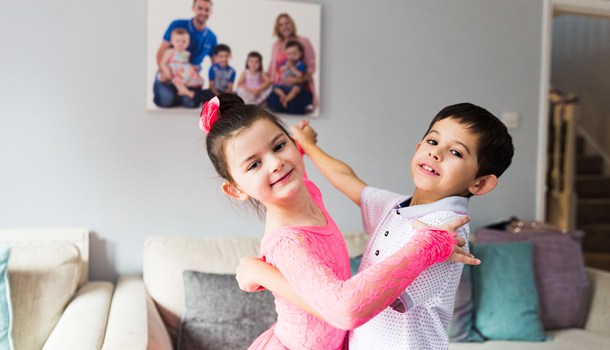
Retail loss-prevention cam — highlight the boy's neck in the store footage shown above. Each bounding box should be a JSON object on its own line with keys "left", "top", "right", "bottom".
{"left": 410, "top": 189, "right": 470, "bottom": 206}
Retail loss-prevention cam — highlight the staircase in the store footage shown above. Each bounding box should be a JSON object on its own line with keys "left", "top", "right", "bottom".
{"left": 575, "top": 137, "right": 610, "bottom": 271}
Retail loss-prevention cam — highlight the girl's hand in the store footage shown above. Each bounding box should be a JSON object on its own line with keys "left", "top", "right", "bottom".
{"left": 412, "top": 216, "right": 481, "bottom": 265}
{"left": 235, "top": 256, "right": 267, "bottom": 292}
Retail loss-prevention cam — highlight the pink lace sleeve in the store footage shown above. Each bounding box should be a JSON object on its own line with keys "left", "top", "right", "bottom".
{"left": 269, "top": 228, "right": 456, "bottom": 330}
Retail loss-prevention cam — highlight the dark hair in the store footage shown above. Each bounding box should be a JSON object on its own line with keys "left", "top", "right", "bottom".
{"left": 423, "top": 103, "right": 514, "bottom": 178}
{"left": 215, "top": 43, "right": 231, "bottom": 55}
{"left": 245, "top": 51, "right": 263, "bottom": 72}
{"left": 285, "top": 40, "right": 304, "bottom": 55}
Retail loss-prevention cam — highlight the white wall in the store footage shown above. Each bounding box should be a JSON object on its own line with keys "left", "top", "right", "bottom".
{"left": 0, "top": 0, "right": 544, "bottom": 281}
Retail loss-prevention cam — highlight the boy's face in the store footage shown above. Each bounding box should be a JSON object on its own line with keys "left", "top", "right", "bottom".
{"left": 171, "top": 33, "right": 190, "bottom": 52}
{"left": 215, "top": 51, "right": 231, "bottom": 67}
{"left": 285, "top": 46, "right": 302, "bottom": 63}
{"left": 411, "top": 117, "right": 481, "bottom": 202}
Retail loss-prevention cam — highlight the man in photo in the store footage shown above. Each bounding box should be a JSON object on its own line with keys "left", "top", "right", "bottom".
{"left": 153, "top": 0, "right": 217, "bottom": 108}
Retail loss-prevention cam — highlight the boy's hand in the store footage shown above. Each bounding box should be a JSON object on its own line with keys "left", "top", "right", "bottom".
{"left": 412, "top": 216, "right": 481, "bottom": 265}
{"left": 290, "top": 120, "right": 318, "bottom": 148}
{"left": 235, "top": 256, "right": 267, "bottom": 292}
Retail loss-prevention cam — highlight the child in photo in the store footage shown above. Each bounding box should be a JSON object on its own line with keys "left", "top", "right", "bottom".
{"left": 236, "top": 51, "right": 272, "bottom": 105}
{"left": 203, "top": 44, "right": 236, "bottom": 101}
{"left": 201, "top": 94, "right": 478, "bottom": 350}
{"left": 273, "top": 40, "right": 307, "bottom": 109}
{"left": 159, "top": 28, "right": 204, "bottom": 100}
{"left": 238, "top": 103, "right": 514, "bottom": 349}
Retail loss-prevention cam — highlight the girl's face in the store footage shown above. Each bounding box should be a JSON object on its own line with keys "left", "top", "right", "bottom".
{"left": 411, "top": 117, "right": 481, "bottom": 202}
{"left": 247, "top": 56, "right": 261, "bottom": 72}
{"left": 277, "top": 16, "right": 295, "bottom": 39}
{"left": 171, "top": 33, "right": 189, "bottom": 52}
{"left": 224, "top": 118, "right": 304, "bottom": 206}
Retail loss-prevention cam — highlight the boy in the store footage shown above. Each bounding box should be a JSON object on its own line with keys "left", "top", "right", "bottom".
{"left": 239, "top": 103, "right": 514, "bottom": 349}
{"left": 273, "top": 40, "right": 307, "bottom": 108}
{"left": 203, "top": 44, "right": 236, "bottom": 101}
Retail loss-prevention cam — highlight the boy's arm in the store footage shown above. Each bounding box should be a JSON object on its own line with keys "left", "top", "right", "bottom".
{"left": 291, "top": 122, "right": 367, "bottom": 206}
{"left": 236, "top": 257, "right": 328, "bottom": 321}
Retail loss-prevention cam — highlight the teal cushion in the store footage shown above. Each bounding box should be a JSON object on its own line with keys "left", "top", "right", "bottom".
{"left": 472, "top": 241, "right": 547, "bottom": 341}
{"left": 349, "top": 255, "right": 362, "bottom": 276}
{"left": 0, "top": 245, "right": 14, "bottom": 350}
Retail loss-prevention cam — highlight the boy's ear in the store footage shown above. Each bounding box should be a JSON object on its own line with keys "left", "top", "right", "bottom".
{"left": 469, "top": 174, "right": 498, "bottom": 196}
{"left": 221, "top": 181, "right": 250, "bottom": 201}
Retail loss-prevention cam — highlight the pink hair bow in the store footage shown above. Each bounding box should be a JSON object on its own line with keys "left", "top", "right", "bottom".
{"left": 199, "top": 96, "right": 220, "bottom": 134}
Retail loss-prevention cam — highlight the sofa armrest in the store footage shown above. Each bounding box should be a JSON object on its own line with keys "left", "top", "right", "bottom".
{"left": 584, "top": 267, "right": 610, "bottom": 336}
{"left": 102, "top": 276, "right": 172, "bottom": 350}
{"left": 43, "top": 281, "right": 114, "bottom": 350}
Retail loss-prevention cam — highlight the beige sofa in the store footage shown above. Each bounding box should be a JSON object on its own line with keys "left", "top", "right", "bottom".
{"left": 102, "top": 233, "right": 610, "bottom": 349}
{"left": 1, "top": 228, "right": 114, "bottom": 350}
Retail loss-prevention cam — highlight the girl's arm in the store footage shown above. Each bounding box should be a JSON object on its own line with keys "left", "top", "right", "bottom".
{"left": 237, "top": 218, "right": 476, "bottom": 331}
{"left": 236, "top": 71, "right": 246, "bottom": 88}
{"left": 159, "top": 49, "right": 174, "bottom": 81}
{"left": 257, "top": 227, "right": 457, "bottom": 330}
{"left": 236, "top": 257, "right": 328, "bottom": 321}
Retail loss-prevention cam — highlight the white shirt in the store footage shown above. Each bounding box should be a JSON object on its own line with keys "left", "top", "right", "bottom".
{"left": 349, "top": 187, "right": 469, "bottom": 350}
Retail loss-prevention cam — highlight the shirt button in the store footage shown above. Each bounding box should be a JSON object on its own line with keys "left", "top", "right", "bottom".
{"left": 384, "top": 231, "right": 389, "bottom": 236}
{"left": 396, "top": 210, "right": 401, "bottom": 215}
{"left": 375, "top": 250, "right": 380, "bottom": 256}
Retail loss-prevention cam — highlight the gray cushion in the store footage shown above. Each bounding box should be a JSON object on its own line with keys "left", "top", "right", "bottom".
{"left": 177, "top": 271, "right": 276, "bottom": 350}
{"left": 475, "top": 228, "right": 590, "bottom": 330}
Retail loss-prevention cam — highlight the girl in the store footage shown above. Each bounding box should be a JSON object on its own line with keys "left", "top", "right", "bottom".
{"left": 159, "top": 28, "right": 204, "bottom": 100}
{"left": 201, "top": 93, "right": 473, "bottom": 350}
{"left": 236, "top": 51, "right": 272, "bottom": 105}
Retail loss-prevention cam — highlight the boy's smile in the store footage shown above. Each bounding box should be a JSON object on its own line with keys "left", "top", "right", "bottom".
{"left": 411, "top": 117, "right": 481, "bottom": 204}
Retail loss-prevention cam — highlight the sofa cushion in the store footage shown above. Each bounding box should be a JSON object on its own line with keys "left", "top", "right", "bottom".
{"left": 472, "top": 241, "right": 547, "bottom": 341}
{"left": 0, "top": 245, "right": 14, "bottom": 350}
{"left": 177, "top": 271, "right": 276, "bottom": 350}
{"left": 475, "top": 228, "right": 590, "bottom": 330}
{"left": 8, "top": 242, "right": 81, "bottom": 350}
{"left": 448, "top": 263, "right": 484, "bottom": 342}
{"left": 143, "top": 236, "right": 261, "bottom": 341}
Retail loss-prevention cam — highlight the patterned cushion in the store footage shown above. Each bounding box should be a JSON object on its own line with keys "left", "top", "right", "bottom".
{"left": 177, "top": 271, "right": 276, "bottom": 350}
{"left": 475, "top": 228, "right": 590, "bottom": 330}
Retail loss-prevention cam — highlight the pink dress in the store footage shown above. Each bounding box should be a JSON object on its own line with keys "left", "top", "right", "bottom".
{"left": 168, "top": 50, "right": 204, "bottom": 87}
{"left": 236, "top": 70, "right": 272, "bottom": 105}
{"left": 248, "top": 179, "right": 456, "bottom": 350}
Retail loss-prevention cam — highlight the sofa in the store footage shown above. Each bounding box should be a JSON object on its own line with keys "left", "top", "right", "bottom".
{"left": 0, "top": 228, "right": 114, "bottom": 350}
{"left": 102, "top": 232, "right": 610, "bottom": 349}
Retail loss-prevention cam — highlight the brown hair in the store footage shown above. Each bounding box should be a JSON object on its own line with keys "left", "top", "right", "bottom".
{"left": 273, "top": 13, "right": 298, "bottom": 40}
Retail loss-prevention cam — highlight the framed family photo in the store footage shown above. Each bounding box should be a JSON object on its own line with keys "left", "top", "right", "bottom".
{"left": 146, "top": 0, "right": 322, "bottom": 116}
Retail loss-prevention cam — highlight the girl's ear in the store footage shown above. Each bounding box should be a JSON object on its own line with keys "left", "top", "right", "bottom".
{"left": 468, "top": 174, "right": 498, "bottom": 196}
{"left": 221, "top": 181, "right": 250, "bottom": 201}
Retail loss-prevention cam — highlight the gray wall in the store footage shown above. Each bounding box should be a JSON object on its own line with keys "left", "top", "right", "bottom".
{"left": 0, "top": 0, "right": 543, "bottom": 281}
